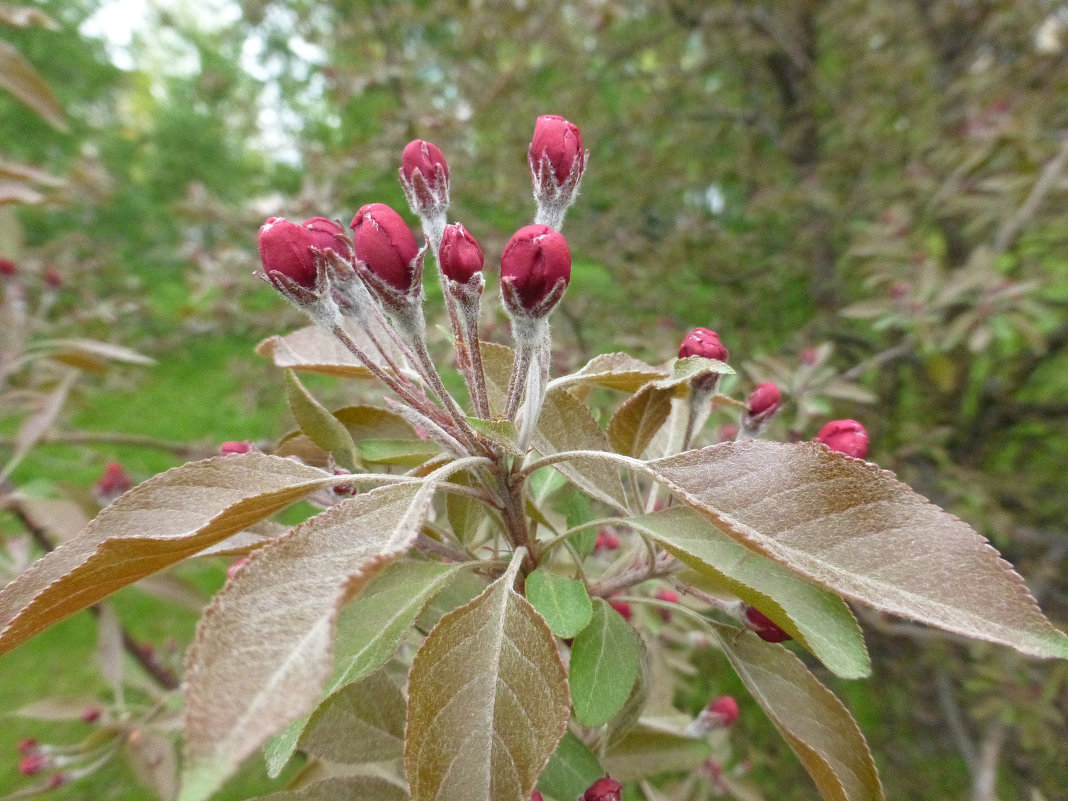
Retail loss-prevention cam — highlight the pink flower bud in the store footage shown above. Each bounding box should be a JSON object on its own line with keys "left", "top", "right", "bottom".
{"left": 219, "top": 440, "right": 253, "bottom": 456}
{"left": 744, "top": 606, "right": 792, "bottom": 643}
{"left": 81, "top": 707, "right": 101, "bottom": 724}
{"left": 19, "top": 754, "right": 47, "bottom": 776}
{"left": 47, "top": 773, "right": 67, "bottom": 789}
{"left": 530, "top": 115, "right": 585, "bottom": 184}
{"left": 594, "top": 529, "right": 619, "bottom": 550}
{"left": 402, "top": 139, "right": 449, "bottom": 185}
{"left": 608, "top": 598, "right": 632, "bottom": 621}
{"left": 44, "top": 267, "right": 62, "bottom": 289}
{"left": 655, "top": 589, "right": 678, "bottom": 621}
{"left": 815, "top": 419, "right": 869, "bottom": 459}
{"left": 500, "top": 224, "right": 571, "bottom": 316}
{"left": 583, "top": 775, "right": 623, "bottom": 801}
{"left": 438, "top": 223, "right": 484, "bottom": 284}
{"left": 17, "top": 738, "right": 38, "bottom": 756}
{"left": 258, "top": 218, "right": 315, "bottom": 289}
{"left": 350, "top": 203, "right": 421, "bottom": 293}
{"left": 747, "top": 382, "right": 782, "bottom": 417}
{"left": 678, "top": 328, "right": 729, "bottom": 362}
{"left": 531, "top": 793, "right": 544, "bottom": 801}
{"left": 705, "top": 695, "right": 739, "bottom": 727}
{"left": 95, "top": 462, "right": 132, "bottom": 499}
{"left": 0, "top": 258, "right": 16, "bottom": 277}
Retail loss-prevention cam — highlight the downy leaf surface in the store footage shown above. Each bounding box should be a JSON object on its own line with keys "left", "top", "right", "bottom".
{"left": 643, "top": 441, "right": 1068, "bottom": 659}
{"left": 180, "top": 481, "right": 438, "bottom": 801}
{"left": 569, "top": 599, "right": 641, "bottom": 727}
{"left": 0, "top": 454, "right": 341, "bottom": 655}
{"left": 405, "top": 554, "right": 569, "bottom": 801}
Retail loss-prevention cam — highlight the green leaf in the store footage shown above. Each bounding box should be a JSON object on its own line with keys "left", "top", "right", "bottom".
{"left": 405, "top": 552, "right": 570, "bottom": 801}
{"left": 480, "top": 342, "right": 629, "bottom": 512}
{"left": 653, "top": 355, "right": 734, "bottom": 390}
{"left": 251, "top": 777, "right": 408, "bottom": 801}
{"left": 358, "top": 438, "right": 442, "bottom": 466}
{"left": 180, "top": 481, "right": 440, "bottom": 801}
{"left": 299, "top": 670, "right": 405, "bottom": 765}
{"left": 537, "top": 730, "right": 604, "bottom": 801}
{"left": 715, "top": 625, "right": 884, "bottom": 801}
{"left": 644, "top": 441, "right": 1068, "bottom": 659}
{"left": 445, "top": 471, "right": 486, "bottom": 544}
{"left": 607, "top": 384, "right": 675, "bottom": 458}
{"left": 605, "top": 637, "right": 651, "bottom": 747}
{"left": 265, "top": 560, "right": 460, "bottom": 777}
{"left": 548, "top": 352, "right": 668, "bottom": 393}
{"left": 569, "top": 599, "right": 641, "bottom": 727}
{"left": 564, "top": 490, "right": 597, "bottom": 559}
{"left": 0, "top": 454, "right": 343, "bottom": 655}
{"left": 285, "top": 370, "right": 360, "bottom": 470}
{"left": 602, "top": 729, "right": 712, "bottom": 782}
{"left": 628, "top": 507, "right": 870, "bottom": 679}
{"left": 525, "top": 568, "right": 593, "bottom": 638}
{"left": 466, "top": 416, "right": 520, "bottom": 454}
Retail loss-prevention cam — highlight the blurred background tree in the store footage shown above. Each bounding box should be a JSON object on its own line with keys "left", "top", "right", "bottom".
{"left": 2, "top": 1, "right": 1066, "bottom": 799}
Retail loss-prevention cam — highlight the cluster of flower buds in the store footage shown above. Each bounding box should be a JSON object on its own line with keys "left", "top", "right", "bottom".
{"left": 255, "top": 115, "right": 586, "bottom": 460}
{"left": 740, "top": 381, "right": 783, "bottom": 439}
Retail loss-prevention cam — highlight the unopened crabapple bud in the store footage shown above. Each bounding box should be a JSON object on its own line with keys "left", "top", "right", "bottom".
{"left": 815, "top": 419, "right": 869, "bottom": 459}
{"left": 654, "top": 589, "right": 678, "bottom": 622}
{"left": 18, "top": 754, "right": 48, "bottom": 776}
{"left": 530, "top": 115, "right": 586, "bottom": 185}
{"left": 255, "top": 217, "right": 331, "bottom": 290}
{"left": 438, "top": 223, "right": 484, "bottom": 285}
{"left": 583, "top": 775, "right": 623, "bottom": 801}
{"left": 0, "top": 258, "right": 16, "bottom": 277}
{"left": 500, "top": 224, "right": 571, "bottom": 319}
{"left": 531, "top": 792, "right": 544, "bottom": 801}
{"left": 44, "top": 267, "right": 62, "bottom": 289}
{"left": 400, "top": 139, "right": 450, "bottom": 218}
{"left": 595, "top": 528, "right": 619, "bottom": 550}
{"left": 679, "top": 327, "right": 729, "bottom": 363}
{"left": 705, "top": 695, "right": 739, "bottom": 727}
{"left": 219, "top": 440, "right": 253, "bottom": 456}
{"left": 17, "top": 738, "right": 38, "bottom": 756}
{"left": 95, "top": 462, "right": 132, "bottom": 502}
{"left": 747, "top": 382, "right": 782, "bottom": 418}
{"left": 81, "top": 707, "right": 101, "bottom": 724}
{"left": 350, "top": 203, "right": 422, "bottom": 295}
{"left": 47, "top": 774, "right": 67, "bottom": 789}
{"left": 743, "top": 606, "right": 792, "bottom": 643}
{"left": 609, "top": 598, "right": 632, "bottom": 621}
{"left": 528, "top": 115, "right": 589, "bottom": 229}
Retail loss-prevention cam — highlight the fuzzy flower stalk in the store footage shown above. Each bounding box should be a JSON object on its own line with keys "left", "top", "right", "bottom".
{"left": 529, "top": 114, "right": 588, "bottom": 230}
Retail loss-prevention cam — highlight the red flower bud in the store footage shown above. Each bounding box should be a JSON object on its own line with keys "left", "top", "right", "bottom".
{"left": 81, "top": 706, "right": 101, "bottom": 724}
{"left": 44, "top": 267, "right": 62, "bottom": 289}
{"left": 679, "top": 327, "right": 729, "bottom": 362}
{"left": 257, "top": 216, "right": 346, "bottom": 290}
{"left": 595, "top": 529, "right": 619, "bottom": 550}
{"left": 744, "top": 606, "right": 792, "bottom": 643}
{"left": 747, "top": 382, "right": 782, "bottom": 417}
{"left": 655, "top": 589, "right": 678, "bottom": 621}
{"left": 500, "top": 224, "right": 571, "bottom": 316}
{"left": 530, "top": 115, "right": 585, "bottom": 184}
{"left": 96, "top": 462, "right": 132, "bottom": 498}
{"left": 350, "top": 203, "right": 421, "bottom": 293}
{"left": 19, "top": 754, "right": 47, "bottom": 776}
{"left": 402, "top": 139, "right": 449, "bottom": 185}
{"left": 0, "top": 258, "right": 16, "bottom": 277}
{"left": 219, "top": 440, "right": 253, "bottom": 456}
{"left": 815, "top": 419, "right": 869, "bottom": 459}
{"left": 608, "top": 599, "right": 632, "bottom": 621}
{"left": 47, "top": 773, "right": 67, "bottom": 789}
{"left": 531, "top": 793, "right": 544, "bottom": 801}
{"left": 438, "top": 223, "right": 484, "bottom": 284}
{"left": 17, "top": 738, "right": 38, "bottom": 755}
{"left": 583, "top": 775, "right": 623, "bottom": 801}
{"left": 705, "top": 695, "right": 739, "bottom": 727}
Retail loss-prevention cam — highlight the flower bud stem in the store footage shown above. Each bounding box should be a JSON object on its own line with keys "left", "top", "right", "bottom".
{"left": 458, "top": 306, "right": 491, "bottom": 420}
